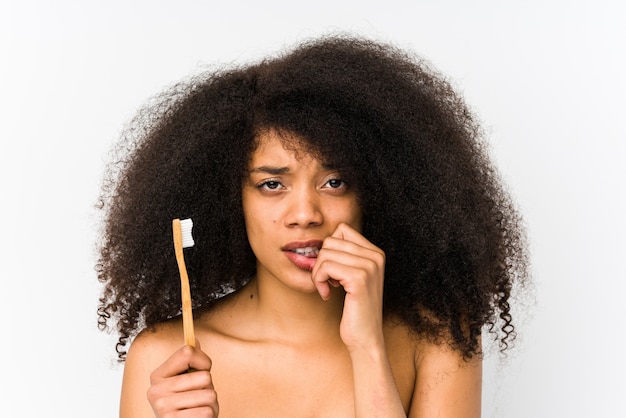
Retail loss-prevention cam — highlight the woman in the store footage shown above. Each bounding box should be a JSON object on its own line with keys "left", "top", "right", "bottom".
{"left": 97, "top": 35, "right": 529, "bottom": 417}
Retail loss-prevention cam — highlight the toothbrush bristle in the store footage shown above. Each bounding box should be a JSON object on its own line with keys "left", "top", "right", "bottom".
{"left": 180, "top": 218, "right": 195, "bottom": 248}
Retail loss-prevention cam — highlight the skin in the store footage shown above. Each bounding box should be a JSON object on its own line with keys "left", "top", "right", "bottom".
{"left": 119, "top": 130, "right": 482, "bottom": 417}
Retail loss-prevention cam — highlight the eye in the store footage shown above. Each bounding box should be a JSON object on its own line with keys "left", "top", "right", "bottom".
{"left": 323, "top": 177, "right": 348, "bottom": 191}
{"left": 257, "top": 179, "right": 284, "bottom": 191}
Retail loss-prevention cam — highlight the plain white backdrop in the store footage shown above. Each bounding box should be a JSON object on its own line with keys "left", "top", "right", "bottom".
{"left": 1, "top": 1, "right": 624, "bottom": 416}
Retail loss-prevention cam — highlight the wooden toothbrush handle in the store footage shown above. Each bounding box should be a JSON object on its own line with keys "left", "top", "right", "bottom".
{"left": 173, "top": 219, "right": 196, "bottom": 347}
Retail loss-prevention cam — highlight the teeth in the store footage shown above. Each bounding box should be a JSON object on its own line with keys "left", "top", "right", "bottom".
{"left": 292, "top": 247, "right": 319, "bottom": 257}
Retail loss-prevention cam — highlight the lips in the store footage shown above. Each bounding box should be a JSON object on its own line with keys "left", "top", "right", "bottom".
{"left": 282, "top": 240, "right": 323, "bottom": 271}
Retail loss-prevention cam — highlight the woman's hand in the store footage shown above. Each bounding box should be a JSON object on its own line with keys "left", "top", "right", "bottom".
{"left": 311, "top": 222, "right": 386, "bottom": 352}
{"left": 312, "top": 224, "right": 409, "bottom": 417}
{"left": 146, "top": 341, "right": 219, "bottom": 418}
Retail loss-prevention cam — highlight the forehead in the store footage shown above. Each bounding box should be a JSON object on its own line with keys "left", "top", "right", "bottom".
{"left": 249, "top": 129, "right": 324, "bottom": 166}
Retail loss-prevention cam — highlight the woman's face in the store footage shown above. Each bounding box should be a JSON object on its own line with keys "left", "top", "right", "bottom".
{"left": 242, "top": 129, "right": 363, "bottom": 293}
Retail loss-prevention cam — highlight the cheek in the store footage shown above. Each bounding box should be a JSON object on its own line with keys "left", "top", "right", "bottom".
{"left": 327, "top": 200, "right": 363, "bottom": 230}
{"left": 243, "top": 201, "right": 277, "bottom": 234}
{"left": 346, "top": 202, "right": 364, "bottom": 231}
{"left": 351, "top": 213, "right": 364, "bottom": 232}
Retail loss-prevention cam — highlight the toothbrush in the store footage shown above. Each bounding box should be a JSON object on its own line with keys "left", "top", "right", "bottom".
{"left": 172, "top": 218, "right": 196, "bottom": 347}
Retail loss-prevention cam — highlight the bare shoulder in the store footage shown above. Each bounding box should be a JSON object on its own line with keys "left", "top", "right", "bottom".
{"left": 383, "top": 315, "right": 483, "bottom": 373}
{"left": 119, "top": 320, "right": 184, "bottom": 417}
{"left": 122, "top": 323, "right": 178, "bottom": 388}
{"left": 127, "top": 320, "right": 184, "bottom": 364}
{"left": 383, "top": 318, "right": 482, "bottom": 418}
{"left": 383, "top": 316, "right": 417, "bottom": 347}
{"left": 411, "top": 336, "right": 483, "bottom": 418}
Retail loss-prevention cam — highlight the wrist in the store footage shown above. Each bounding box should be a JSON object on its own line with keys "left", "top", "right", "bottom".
{"left": 347, "top": 340, "right": 388, "bottom": 365}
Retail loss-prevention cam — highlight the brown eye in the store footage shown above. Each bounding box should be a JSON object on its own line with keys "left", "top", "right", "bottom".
{"left": 264, "top": 181, "right": 280, "bottom": 189}
{"left": 257, "top": 180, "right": 284, "bottom": 192}
{"left": 326, "top": 178, "right": 346, "bottom": 189}
{"left": 328, "top": 179, "right": 344, "bottom": 189}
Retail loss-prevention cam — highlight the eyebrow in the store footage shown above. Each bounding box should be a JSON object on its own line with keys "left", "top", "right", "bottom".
{"left": 249, "top": 166, "right": 290, "bottom": 175}
{"left": 248, "top": 163, "right": 339, "bottom": 175}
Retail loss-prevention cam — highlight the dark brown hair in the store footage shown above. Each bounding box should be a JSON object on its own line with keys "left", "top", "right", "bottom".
{"left": 97, "top": 35, "right": 529, "bottom": 360}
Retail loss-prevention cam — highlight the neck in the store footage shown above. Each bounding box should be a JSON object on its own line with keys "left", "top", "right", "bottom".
{"left": 241, "top": 275, "right": 345, "bottom": 346}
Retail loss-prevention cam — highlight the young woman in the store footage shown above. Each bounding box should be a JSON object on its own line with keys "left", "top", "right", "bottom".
{"left": 96, "top": 36, "right": 529, "bottom": 417}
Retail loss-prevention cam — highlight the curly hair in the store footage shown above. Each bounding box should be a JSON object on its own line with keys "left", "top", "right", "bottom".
{"left": 96, "top": 35, "right": 529, "bottom": 361}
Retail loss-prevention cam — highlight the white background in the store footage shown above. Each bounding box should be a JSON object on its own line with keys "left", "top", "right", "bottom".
{"left": 1, "top": 1, "right": 625, "bottom": 417}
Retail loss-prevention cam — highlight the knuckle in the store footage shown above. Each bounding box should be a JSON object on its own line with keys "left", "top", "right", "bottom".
{"left": 369, "top": 247, "right": 385, "bottom": 265}
{"left": 364, "top": 259, "right": 378, "bottom": 274}
{"left": 205, "top": 388, "right": 218, "bottom": 404}
{"left": 204, "top": 405, "right": 219, "bottom": 418}
{"left": 211, "top": 390, "right": 219, "bottom": 404}
{"left": 195, "top": 370, "right": 213, "bottom": 388}
{"left": 376, "top": 249, "right": 386, "bottom": 264}
{"left": 146, "top": 385, "right": 159, "bottom": 403}
{"left": 356, "top": 268, "right": 369, "bottom": 283}
{"left": 148, "top": 391, "right": 167, "bottom": 412}
{"left": 182, "top": 344, "right": 195, "bottom": 357}
{"left": 149, "top": 369, "right": 160, "bottom": 385}
{"left": 196, "top": 400, "right": 219, "bottom": 417}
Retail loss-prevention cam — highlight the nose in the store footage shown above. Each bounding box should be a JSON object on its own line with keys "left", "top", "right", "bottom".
{"left": 284, "top": 187, "right": 323, "bottom": 228}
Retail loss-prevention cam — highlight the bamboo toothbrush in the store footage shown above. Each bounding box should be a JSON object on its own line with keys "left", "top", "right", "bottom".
{"left": 172, "top": 218, "right": 196, "bottom": 347}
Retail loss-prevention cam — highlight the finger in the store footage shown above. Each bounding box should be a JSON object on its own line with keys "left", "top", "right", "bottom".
{"left": 312, "top": 244, "right": 384, "bottom": 291}
{"left": 317, "top": 243, "right": 384, "bottom": 270}
{"left": 177, "top": 406, "right": 219, "bottom": 418}
{"left": 149, "top": 388, "right": 219, "bottom": 416}
{"left": 168, "top": 387, "right": 218, "bottom": 409}
{"left": 329, "top": 278, "right": 341, "bottom": 287}
{"left": 311, "top": 274, "right": 331, "bottom": 300}
{"left": 312, "top": 224, "right": 384, "bottom": 300}
{"left": 151, "top": 345, "right": 212, "bottom": 381}
{"left": 187, "top": 347, "right": 212, "bottom": 373}
{"left": 324, "top": 225, "right": 385, "bottom": 262}
{"left": 330, "top": 223, "right": 380, "bottom": 250}
{"left": 165, "top": 369, "right": 215, "bottom": 392}
{"left": 313, "top": 259, "right": 370, "bottom": 294}
{"left": 313, "top": 261, "right": 375, "bottom": 302}
{"left": 314, "top": 247, "right": 386, "bottom": 302}
{"left": 329, "top": 222, "right": 355, "bottom": 240}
